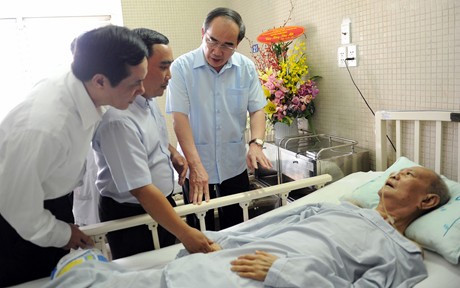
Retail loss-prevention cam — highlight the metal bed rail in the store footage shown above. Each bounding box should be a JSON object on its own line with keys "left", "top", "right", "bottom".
{"left": 81, "top": 174, "right": 332, "bottom": 259}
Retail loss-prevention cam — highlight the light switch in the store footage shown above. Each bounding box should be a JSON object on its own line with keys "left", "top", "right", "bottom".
{"left": 341, "top": 18, "right": 351, "bottom": 44}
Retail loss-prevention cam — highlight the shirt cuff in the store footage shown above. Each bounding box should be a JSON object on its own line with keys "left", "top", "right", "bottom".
{"left": 263, "top": 258, "right": 288, "bottom": 286}
{"left": 49, "top": 220, "right": 72, "bottom": 248}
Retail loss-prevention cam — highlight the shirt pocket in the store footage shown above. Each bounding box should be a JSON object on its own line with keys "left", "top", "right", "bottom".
{"left": 226, "top": 88, "right": 249, "bottom": 115}
{"left": 195, "top": 143, "right": 213, "bottom": 169}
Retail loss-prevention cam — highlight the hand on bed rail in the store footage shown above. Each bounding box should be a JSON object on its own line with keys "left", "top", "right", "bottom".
{"left": 63, "top": 223, "right": 94, "bottom": 250}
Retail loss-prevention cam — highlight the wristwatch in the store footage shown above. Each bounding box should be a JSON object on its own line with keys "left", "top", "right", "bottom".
{"left": 248, "top": 138, "right": 264, "bottom": 147}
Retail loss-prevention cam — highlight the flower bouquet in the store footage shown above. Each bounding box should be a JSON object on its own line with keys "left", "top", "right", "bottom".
{"left": 250, "top": 26, "right": 320, "bottom": 132}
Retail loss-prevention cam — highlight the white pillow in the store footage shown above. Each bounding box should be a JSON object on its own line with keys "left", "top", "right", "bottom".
{"left": 340, "top": 157, "right": 460, "bottom": 264}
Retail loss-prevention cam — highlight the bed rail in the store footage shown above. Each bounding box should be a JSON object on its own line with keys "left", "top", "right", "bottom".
{"left": 375, "top": 110, "right": 460, "bottom": 180}
{"left": 81, "top": 174, "right": 332, "bottom": 259}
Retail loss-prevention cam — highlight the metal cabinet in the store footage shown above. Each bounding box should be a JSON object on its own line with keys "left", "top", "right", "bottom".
{"left": 255, "top": 134, "right": 369, "bottom": 199}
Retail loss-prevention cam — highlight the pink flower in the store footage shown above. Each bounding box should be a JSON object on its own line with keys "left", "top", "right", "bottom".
{"left": 274, "top": 90, "right": 285, "bottom": 99}
{"left": 291, "top": 96, "right": 300, "bottom": 105}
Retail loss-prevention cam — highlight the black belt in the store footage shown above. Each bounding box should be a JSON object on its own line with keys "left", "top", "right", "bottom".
{"left": 102, "top": 192, "right": 175, "bottom": 208}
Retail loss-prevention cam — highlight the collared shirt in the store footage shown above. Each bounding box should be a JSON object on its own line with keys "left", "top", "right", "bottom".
{"left": 166, "top": 46, "right": 266, "bottom": 184}
{"left": 92, "top": 95, "right": 174, "bottom": 204}
{"left": 0, "top": 71, "right": 102, "bottom": 247}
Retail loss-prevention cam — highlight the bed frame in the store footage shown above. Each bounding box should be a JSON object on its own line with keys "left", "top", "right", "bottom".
{"left": 81, "top": 174, "right": 332, "bottom": 258}
{"left": 375, "top": 110, "right": 460, "bottom": 181}
{"left": 81, "top": 110, "right": 460, "bottom": 260}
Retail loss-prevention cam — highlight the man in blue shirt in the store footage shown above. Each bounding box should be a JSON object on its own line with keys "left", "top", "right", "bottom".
{"left": 166, "top": 7, "right": 273, "bottom": 230}
{"left": 92, "top": 28, "right": 214, "bottom": 259}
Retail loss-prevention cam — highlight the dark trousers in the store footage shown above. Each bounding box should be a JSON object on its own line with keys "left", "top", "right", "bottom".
{"left": 183, "top": 170, "right": 250, "bottom": 231}
{"left": 0, "top": 193, "right": 74, "bottom": 287}
{"left": 99, "top": 194, "right": 177, "bottom": 260}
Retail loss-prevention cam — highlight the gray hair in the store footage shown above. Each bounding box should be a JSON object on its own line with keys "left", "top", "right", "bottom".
{"left": 425, "top": 172, "right": 450, "bottom": 213}
{"left": 203, "top": 7, "right": 246, "bottom": 43}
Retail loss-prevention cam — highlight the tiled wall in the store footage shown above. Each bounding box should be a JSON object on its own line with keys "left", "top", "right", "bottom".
{"left": 122, "top": 0, "right": 459, "bottom": 179}
{"left": 121, "top": 0, "right": 227, "bottom": 152}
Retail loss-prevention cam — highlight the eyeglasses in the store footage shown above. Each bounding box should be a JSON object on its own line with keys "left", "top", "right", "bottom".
{"left": 204, "top": 33, "right": 236, "bottom": 52}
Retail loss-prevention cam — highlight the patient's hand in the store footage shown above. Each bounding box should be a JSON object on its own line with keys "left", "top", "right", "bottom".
{"left": 210, "top": 242, "right": 222, "bottom": 252}
{"left": 180, "top": 228, "right": 214, "bottom": 253}
{"left": 230, "top": 250, "right": 278, "bottom": 281}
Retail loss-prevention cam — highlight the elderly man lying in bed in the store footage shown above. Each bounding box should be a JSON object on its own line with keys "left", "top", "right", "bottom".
{"left": 46, "top": 166, "right": 449, "bottom": 288}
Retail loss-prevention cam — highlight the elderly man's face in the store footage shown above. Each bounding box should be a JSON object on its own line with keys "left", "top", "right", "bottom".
{"left": 378, "top": 166, "right": 436, "bottom": 208}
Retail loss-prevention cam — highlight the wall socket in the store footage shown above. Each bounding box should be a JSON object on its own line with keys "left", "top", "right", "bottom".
{"left": 337, "top": 45, "right": 357, "bottom": 67}
{"left": 347, "top": 45, "right": 357, "bottom": 67}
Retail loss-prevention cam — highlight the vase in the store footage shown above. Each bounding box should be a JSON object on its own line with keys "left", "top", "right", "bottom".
{"left": 274, "top": 118, "right": 299, "bottom": 145}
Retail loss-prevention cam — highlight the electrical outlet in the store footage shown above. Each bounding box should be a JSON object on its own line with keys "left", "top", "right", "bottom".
{"left": 346, "top": 45, "right": 357, "bottom": 67}
{"left": 337, "top": 46, "right": 346, "bottom": 67}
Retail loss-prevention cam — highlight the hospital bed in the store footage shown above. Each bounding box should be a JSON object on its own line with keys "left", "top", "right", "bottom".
{"left": 13, "top": 110, "right": 460, "bottom": 287}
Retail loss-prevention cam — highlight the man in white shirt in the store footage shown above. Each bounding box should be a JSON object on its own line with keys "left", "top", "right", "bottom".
{"left": 0, "top": 25, "right": 148, "bottom": 286}
{"left": 92, "top": 28, "right": 213, "bottom": 260}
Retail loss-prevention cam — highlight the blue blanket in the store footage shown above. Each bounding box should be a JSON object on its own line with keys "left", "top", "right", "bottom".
{"left": 43, "top": 202, "right": 427, "bottom": 288}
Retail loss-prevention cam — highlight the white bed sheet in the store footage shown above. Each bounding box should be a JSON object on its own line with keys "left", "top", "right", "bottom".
{"left": 11, "top": 171, "right": 460, "bottom": 287}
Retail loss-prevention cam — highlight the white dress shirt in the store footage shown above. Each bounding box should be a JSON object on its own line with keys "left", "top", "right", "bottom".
{"left": 0, "top": 71, "right": 102, "bottom": 247}
{"left": 73, "top": 148, "right": 101, "bottom": 226}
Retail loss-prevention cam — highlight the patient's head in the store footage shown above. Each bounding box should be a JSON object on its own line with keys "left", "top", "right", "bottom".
{"left": 376, "top": 166, "right": 449, "bottom": 232}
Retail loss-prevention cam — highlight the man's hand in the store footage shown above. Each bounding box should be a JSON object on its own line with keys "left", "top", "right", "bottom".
{"left": 179, "top": 227, "right": 215, "bottom": 253}
{"left": 171, "top": 151, "right": 188, "bottom": 186}
{"left": 230, "top": 250, "right": 278, "bottom": 281}
{"left": 210, "top": 242, "right": 222, "bottom": 252}
{"left": 246, "top": 145, "right": 273, "bottom": 171}
{"left": 188, "top": 163, "right": 210, "bottom": 204}
{"left": 63, "top": 224, "right": 94, "bottom": 250}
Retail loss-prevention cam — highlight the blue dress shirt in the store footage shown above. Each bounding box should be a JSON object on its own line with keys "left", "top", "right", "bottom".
{"left": 166, "top": 46, "right": 266, "bottom": 184}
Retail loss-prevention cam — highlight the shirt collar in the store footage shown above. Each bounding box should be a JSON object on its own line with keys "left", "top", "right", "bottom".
{"left": 193, "top": 45, "right": 237, "bottom": 72}
{"left": 69, "top": 72, "right": 103, "bottom": 130}
{"left": 134, "top": 94, "right": 151, "bottom": 110}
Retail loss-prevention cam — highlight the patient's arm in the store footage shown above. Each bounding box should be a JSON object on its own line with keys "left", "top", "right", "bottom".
{"left": 230, "top": 250, "right": 278, "bottom": 281}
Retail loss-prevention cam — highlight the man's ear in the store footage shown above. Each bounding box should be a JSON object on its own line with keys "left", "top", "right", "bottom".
{"left": 420, "top": 194, "right": 440, "bottom": 210}
{"left": 92, "top": 74, "right": 105, "bottom": 88}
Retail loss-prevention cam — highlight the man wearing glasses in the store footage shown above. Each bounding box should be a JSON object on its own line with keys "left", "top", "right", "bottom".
{"left": 166, "top": 7, "right": 272, "bottom": 231}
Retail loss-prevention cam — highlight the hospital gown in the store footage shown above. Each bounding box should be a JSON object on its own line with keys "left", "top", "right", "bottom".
{"left": 43, "top": 202, "right": 428, "bottom": 288}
